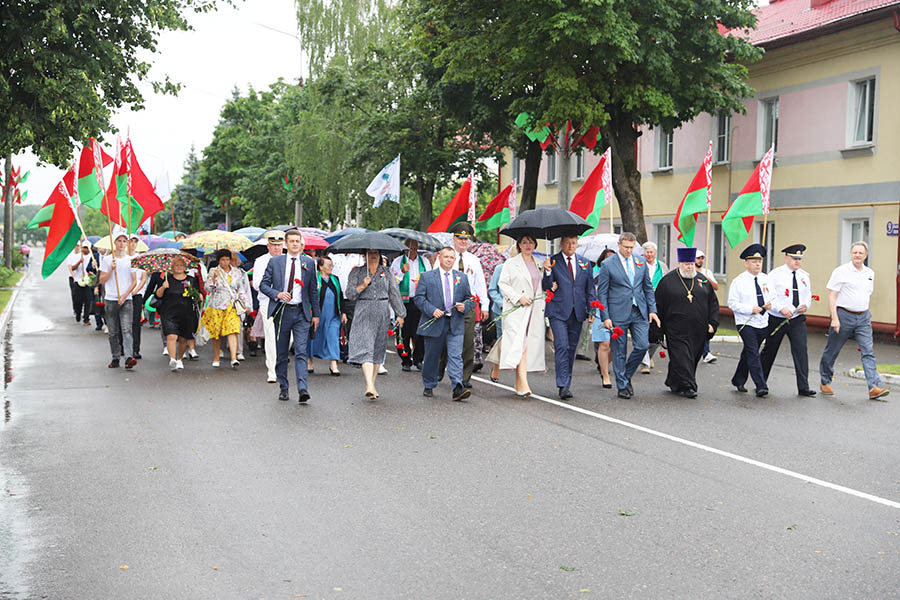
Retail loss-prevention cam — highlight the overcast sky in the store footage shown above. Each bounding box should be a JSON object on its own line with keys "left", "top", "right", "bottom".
{"left": 15, "top": 0, "right": 303, "bottom": 207}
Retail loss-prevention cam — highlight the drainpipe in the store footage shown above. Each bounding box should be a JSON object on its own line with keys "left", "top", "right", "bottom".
{"left": 895, "top": 200, "right": 900, "bottom": 338}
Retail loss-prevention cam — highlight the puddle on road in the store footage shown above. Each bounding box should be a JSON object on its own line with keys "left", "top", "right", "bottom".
{"left": 3, "top": 322, "right": 11, "bottom": 423}
{"left": 0, "top": 469, "right": 35, "bottom": 599}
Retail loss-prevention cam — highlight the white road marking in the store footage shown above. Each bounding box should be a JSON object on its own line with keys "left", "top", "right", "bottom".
{"left": 471, "top": 375, "right": 900, "bottom": 510}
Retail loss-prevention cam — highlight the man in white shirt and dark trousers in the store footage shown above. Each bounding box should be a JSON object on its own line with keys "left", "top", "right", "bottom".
{"left": 695, "top": 250, "right": 719, "bottom": 363}
{"left": 67, "top": 241, "right": 94, "bottom": 326}
{"left": 391, "top": 239, "right": 431, "bottom": 371}
{"left": 727, "top": 244, "right": 773, "bottom": 397}
{"left": 760, "top": 244, "right": 816, "bottom": 396}
{"left": 252, "top": 230, "right": 285, "bottom": 383}
{"left": 819, "top": 241, "right": 889, "bottom": 400}
{"left": 99, "top": 228, "right": 138, "bottom": 370}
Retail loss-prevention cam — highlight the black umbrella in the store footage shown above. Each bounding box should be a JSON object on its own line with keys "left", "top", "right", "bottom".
{"left": 504, "top": 207, "right": 592, "bottom": 240}
{"left": 380, "top": 228, "right": 443, "bottom": 252}
{"left": 325, "top": 232, "right": 407, "bottom": 255}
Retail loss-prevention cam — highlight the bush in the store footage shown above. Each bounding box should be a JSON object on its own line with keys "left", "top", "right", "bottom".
{"left": 0, "top": 266, "right": 17, "bottom": 287}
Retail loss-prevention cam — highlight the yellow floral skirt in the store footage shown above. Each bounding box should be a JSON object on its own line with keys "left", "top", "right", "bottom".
{"left": 202, "top": 305, "right": 241, "bottom": 339}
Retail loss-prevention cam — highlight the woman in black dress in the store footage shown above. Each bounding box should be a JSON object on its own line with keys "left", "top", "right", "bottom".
{"left": 154, "top": 255, "right": 202, "bottom": 371}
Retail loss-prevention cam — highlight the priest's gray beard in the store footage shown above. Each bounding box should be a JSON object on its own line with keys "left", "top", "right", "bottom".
{"left": 678, "top": 267, "right": 696, "bottom": 278}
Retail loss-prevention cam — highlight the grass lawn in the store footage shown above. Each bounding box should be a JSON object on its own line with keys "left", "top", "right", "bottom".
{"left": 871, "top": 364, "right": 900, "bottom": 375}
{"left": 716, "top": 327, "right": 739, "bottom": 337}
{"left": 0, "top": 271, "right": 24, "bottom": 314}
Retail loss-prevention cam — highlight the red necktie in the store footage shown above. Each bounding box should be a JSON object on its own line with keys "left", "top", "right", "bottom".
{"left": 568, "top": 257, "right": 574, "bottom": 280}
{"left": 287, "top": 257, "right": 297, "bottom": 297}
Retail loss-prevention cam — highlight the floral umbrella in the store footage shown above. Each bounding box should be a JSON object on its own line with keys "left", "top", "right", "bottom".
{"left": 469, "top": 241, "right": 506, "bottom": 283}
{"left": 130, "top": 248, "right": 201, "bottom": 273}
{"left": 181, "top": 230, "right": 253, "bottom": 251}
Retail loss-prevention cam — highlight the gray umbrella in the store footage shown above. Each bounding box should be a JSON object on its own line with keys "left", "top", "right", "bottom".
{"left": 325, "top": 231, "right": 407, "bottom": 255}
{"left": 504, "top": 207, "right": 592, "bottom": 240}
{"left": 380, "top": 228, "right": 443, "bottom": 252}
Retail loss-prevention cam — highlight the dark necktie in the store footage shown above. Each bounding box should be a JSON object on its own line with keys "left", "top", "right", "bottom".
{"left": 568, "top": 256, "right": 574, "bottom": 279}
{"left": 754, "top": 276, "right": 764, "bottom": 307}
{"left": 792, "top": 271, "right": 800, "bottom": 307}
{"left": 287, "top": 257, "right": 297, "bottom": 298}
{"left": 458, "top": 254, "right": 464, "bottom": 272}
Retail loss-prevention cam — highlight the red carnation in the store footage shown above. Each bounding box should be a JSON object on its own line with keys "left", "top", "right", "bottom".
{"left": 294, "top": 278, "right": 301, "bottom": 284}
{"left": 785, "top": 289, "right": 790, "bottom": 297}
{"left": 401, "top": 352, "right": 409, "bottom": 357}
{"left": 545, "top": 290, "right": 555, "bottom": 302}
{"left": 812, "top": 295, "right": 820, "bottom": 301}
{"left": 590, "top": 300, "right": 605, "bottom": 309}
{"left": 611, "top": 326, "right": 625, "bottom": 340}
{"left": 387, "top": 329, "right": 395, "bottom": 337}
{"left": 659, "top": 351, "right": 666, "bottom": 358}
{"left": 396, "top": 343, "right": 405, "bottom": 350}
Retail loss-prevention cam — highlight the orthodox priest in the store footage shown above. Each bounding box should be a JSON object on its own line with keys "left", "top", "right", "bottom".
{"left": 654, "top": 247, "right": 719, "bottom": 398}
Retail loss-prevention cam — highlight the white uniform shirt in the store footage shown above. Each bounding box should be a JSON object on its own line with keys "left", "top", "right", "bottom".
{"left": 131, "top": 266, "right": 148, "bottom": 296}
{"left": 67, "top": 252, "right": 91, "bottom": 279}
{"left": 100, "top": 254, "right": 135, "bottom": 301}
{"left": 767, "top": 265, "right": 812, "bottom": 319}
{"left": 727, "top": 270, "right": 774, "bottom": 328}
{"left": 826, "top": 261, "right": 874, "bottom": 313}
{"left": 252, "top": 252, "right": 280, "bottom": 316}
{"left": 451, "top": 250, "right": 489, "bottom": 312}
{"left": 391, "top": 252, "right": 431, "bottom": 298}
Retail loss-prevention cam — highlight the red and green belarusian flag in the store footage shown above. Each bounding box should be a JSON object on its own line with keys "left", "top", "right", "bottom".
{"left": 41, "top": 167, "right": 83, "bottom": 279}
{"left": 722, "top": 145, "right": 774, "bottom": 247}
{"left": 569, "top": 146, "right": 612, "bottom": 236}
{"left": 673, "top": 141, "right": 713, "bottom": 246}
{"left": 475, "top": 181, "right": 516, "bottom": 234}
{"left": 27, "top": 168, "right": 77, "bottom": 230}
{"left": 76, "top": 139, "right": 113, "bottom": 209}
{"left": 427, "top": 173, "right": 474, "bottom": 233}
{"left": 101, "top": 137, "right": 165, "bottom": 233}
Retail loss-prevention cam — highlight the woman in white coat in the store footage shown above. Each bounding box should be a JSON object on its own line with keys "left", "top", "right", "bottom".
{"left": 496, "top": 234, "right": 546, "bottom": 396}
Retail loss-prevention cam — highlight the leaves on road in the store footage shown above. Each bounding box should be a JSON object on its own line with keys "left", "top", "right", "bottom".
{"left": 559, "top": 566, "right": 576, "bottom": 572}
{"left": 618, "top": 509, "right": 636, "bottom": 517}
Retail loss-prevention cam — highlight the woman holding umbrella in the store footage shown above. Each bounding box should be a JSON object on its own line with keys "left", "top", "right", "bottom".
{"left": 153, "top": 254, "right": 202, "bottom": 370}
{"left": 202, "top": 248, "right": 252, "bottom": 369}
{"left": 346, "top": 248, "right": 406, "bottom": 399}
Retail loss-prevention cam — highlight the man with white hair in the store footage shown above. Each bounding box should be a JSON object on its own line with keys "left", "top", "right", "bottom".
{"left": 640, "top": 241, "right": 667, "bottom": 373}
{"left": 695, "top": 249, "right": 719, "bottom": 363}
{"left": 654, "top": 247, "right": 719, "bottom": 397}
{"left": 819, "top": 241, "right": 889, "bottom": 400}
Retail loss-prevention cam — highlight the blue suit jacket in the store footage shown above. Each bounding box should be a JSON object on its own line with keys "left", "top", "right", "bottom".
{"left": 541, "top": 252, "right": 597, "bottom": 321}
{"left": 596, "top": 253, "right": 657, "bottom": 322}
{"left": 413, "top": 268, "right": 474, "bottom": 338}
{"left": 259, "top": 253, "right": 320, "bottom": 320}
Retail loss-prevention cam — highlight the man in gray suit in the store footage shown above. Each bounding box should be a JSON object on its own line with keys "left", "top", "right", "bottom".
{"left": 596, "top": 232, "right": 661, "bottom": 399}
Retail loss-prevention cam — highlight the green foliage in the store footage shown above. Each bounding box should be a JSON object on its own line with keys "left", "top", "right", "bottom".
{"left": 0, "top": 0, "right": 230, "bottom": 166}
{"left": 0, "top": 266, "right": 19, "bottom": 287}
{"left": 171, "top": 148, "right": 215, "bottom": 232}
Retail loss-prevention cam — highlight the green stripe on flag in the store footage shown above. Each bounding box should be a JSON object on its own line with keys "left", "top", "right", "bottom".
{"left": 676, "top": 187, "right": 708, "bottom": 247}
{"left": 475, "top": 208, "right": 510, "bottom": 234}
{"left": 42, "top": 223, "right": 82, "bottom": 279}
{"left": 78, "top": 175, "right": 104, "bottom": 209}
{"left": 722, "top": 190, "right": 762, "bottom": 248}
{"left": 27, "top": 204, "right": 54, "bottom": 229}
{"left": 580, "top": 191, "right": 606, "bottom": 236}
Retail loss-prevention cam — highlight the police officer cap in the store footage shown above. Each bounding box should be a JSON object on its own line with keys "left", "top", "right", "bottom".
{"left": 781, "top": 244, "right": 806, "bottom": 258}
{"left": 740, "top": 243, "right": 766, "bottom": 260}
{"left": 450, "top": 222, "right": 475, "bottom": 238}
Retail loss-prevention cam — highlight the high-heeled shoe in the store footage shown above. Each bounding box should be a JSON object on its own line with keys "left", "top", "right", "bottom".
{"left": 515, "top": 390, "right": 531, "bottom": 397}
{"left": 490, "top": 376, "right": 499, "bottom": 383}
{"left": 330, "top": 368, "right": 341, "bottom": 376}
{"left": 602, "top": 380, "right": 612, "bottom": 389}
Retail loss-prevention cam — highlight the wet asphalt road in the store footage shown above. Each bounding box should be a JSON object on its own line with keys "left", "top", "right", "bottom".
{"left": 1, "top": 259, "right": 899, "bottom": 599}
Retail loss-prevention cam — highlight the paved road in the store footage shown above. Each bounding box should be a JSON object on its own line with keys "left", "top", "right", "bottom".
{"left": 1, "top": 262, "right": 899, "bottom": 599}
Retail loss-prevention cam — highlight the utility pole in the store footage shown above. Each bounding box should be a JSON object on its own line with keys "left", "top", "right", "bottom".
{"left": 3, "top": 156, "right": 13, "bottom": 268}
{"left": 294, "top": 199, "right": 302, "bottom": 227}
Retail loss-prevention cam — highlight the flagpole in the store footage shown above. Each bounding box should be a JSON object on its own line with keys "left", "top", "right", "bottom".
{"left": 96, "top": 139, "right": 120, "bottom": 297}
{"left": 704, "top": 205, "right": 712, "bottom": 272}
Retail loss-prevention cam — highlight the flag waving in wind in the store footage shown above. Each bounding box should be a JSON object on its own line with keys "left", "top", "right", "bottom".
{"left": 569, "top": 147, "right": 612, "bottom": 236}
{"left": 366, "top": 154, "right": 401, "bottom": 208}
{"left": 722, "top": 145, "right": 774, "bottom": 248}
{"left": 673, "top": 141, "right": 713, "bottom": 246}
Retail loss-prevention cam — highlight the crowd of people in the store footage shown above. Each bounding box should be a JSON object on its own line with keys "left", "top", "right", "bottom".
{"left": 67, "top": 223, "right": 889, "bottom": 403}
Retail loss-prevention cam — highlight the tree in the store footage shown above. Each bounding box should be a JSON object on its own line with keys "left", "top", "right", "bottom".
{"left": 0, "top": 1, "right": 227, "bottom": 166}
{"left": 169, "top": 148, "right": 210, "bottom": 232}
{"left": 413, "top": 0, "right": 760, "bottom": 241}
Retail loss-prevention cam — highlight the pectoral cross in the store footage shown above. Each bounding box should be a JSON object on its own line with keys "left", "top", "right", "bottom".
{"left": 687, "top": 292, "right": 693, "bottom": 303}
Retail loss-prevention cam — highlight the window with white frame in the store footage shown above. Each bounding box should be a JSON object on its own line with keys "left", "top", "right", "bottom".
{"left": 546, "top": 151, "right": 557, "bottom": 183}
{"left": 653, "top": 223, "right": 670, "bottom": 266}
{"left": 712, "top": 223, "right": 726, "bottom": 276}
{"left": 841, "top": 217, "right": 870, "bottom": 264}
{"left": 715, "top": 112, "right": 731, "bottom": 163}
{"left": 656, "top": 129, "right": 673, "bottom": 170}
{"left": 851, "top": 78, "right": 876, "bottom": 145}
{"left": 759, "top": 97, "right": 779, "bottom": 156}
{"left": 574, "top": 150, "right": 585, "bottom": 180}
{"left": 511, "top": 152, "right": 521, "bottom": 184}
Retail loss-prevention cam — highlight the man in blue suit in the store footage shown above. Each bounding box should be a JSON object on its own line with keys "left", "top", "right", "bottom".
{"left": 414, "top": 246, "right": 475, "bottom": 402}
{"left": 259, "top": 230, "right": 320, "bottom": 403}
{"left": 596, "top": 232, "right": 660, "bottom": 399}
{"left": 542, "top": 235, "right": 597, "bottom": 399}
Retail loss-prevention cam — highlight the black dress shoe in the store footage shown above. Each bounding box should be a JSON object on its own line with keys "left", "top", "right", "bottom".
{"left": 617, "top": 389, "right": 632, "bottom": 399}
{"left": 473, "top": 362, "right": 483, "bottom": 373}
{"left": 401, "top": 364, "right": 412, "bottom": 372}
{"left": 627, "top": 382, "right": 634, "bottom": 395}
{"left": 798, "top": 389, "right": 817, "bottom": 397}
{"left": 423, "top": 388, "right": 434, "bottom": 397}
{"left": 278, "top": 388, "right": 289, "bottom": 401}
{"left": 249, "top": 348, "right": 258, "bottom": 357}
{"left": 298, "top": 389, "right": 310, "bottom": 403}
{"left": 133, "top": 352, "right": 142, "bottom": 360}
{"left": 559, "top": 387, "right": 574, "bottom": 400}
{"left": 755, "top": 388, "right": 769, "bottom": 397}
{"left": 463, "top": 381, "right": 472, "bottom": 389}
{"left": 681, "top": 389, "right": 698, "bottom": 398}
{"left": 735, "top": 384, "right": 747, "bottom": 393}
{"left": 452, "top": 384, "right": 471, "bottom": 401}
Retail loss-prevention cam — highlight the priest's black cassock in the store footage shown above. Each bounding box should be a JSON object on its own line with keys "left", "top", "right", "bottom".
{"left": 655, "top": 269, "right": 719, "bottom": 394}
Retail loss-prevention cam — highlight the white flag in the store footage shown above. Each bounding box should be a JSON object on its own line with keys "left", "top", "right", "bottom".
{"left": 366, "top": 154, "right": 401, "bottom": 208}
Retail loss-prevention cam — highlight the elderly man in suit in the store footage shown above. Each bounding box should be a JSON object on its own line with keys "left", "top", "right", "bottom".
{"left": 414, "top": 246, "right": 475, "bottom": 402}
{"left": 596, "top": 232, "right": 661, "bottom": 399}
{"left": 541, "top": 234, "right": 597, "bottom": 399}
{"left": 259, "top": 229, "right": 320, "bottom": 403}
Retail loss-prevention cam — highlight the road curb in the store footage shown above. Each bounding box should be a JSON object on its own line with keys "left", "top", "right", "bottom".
{"left": 0, "top": 271, "right": 28, "bottom": 339}
{"left": 710, "top": 335, "right": 742, "bottom": 343}
{"left": 849, "top": 368, "right": 900, "bottom": 386}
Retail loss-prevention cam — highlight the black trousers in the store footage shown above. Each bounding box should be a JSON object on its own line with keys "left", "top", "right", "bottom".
{"left": 760, "top": 315, "right": 810, "bottom": 393}
{"left": 399, "top": 301, "right": 424, "bottom": 366}
{"left": 732, "top": 324, "right": 768, "bottom": 392}
{"left": 71, "top": 282, "right": 92, "bottom": 323}
{"left": 131, "top": 293, "right": 143, "bottom": 355}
